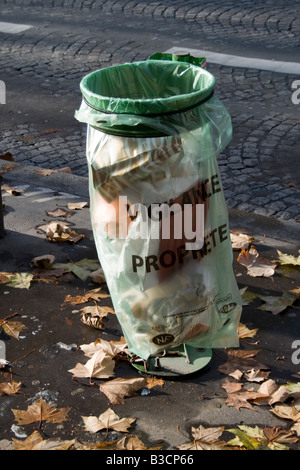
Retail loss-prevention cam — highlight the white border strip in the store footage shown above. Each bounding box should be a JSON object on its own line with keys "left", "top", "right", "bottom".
{"left": 165, "top": 47, "right": 300, "bottom": 75}
{"left": 0, "top": 22, "right": 32, "bottom": 34}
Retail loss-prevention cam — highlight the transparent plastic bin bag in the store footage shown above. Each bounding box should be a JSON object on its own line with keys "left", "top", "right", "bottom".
{"left": 75, "top": 57, "right": 242, "bottom": 360}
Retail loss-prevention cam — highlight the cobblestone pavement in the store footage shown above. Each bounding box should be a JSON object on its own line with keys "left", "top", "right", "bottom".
{"left": 0, "top": 0, "right": 299, "bottom": 220}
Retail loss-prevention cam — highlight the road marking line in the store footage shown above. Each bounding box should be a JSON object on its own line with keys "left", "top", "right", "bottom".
{"left": 165, "top": 47, "right": 300, "bottom": 75}
{"left": 0, "top": 21, "right": 32, "bottom": 34}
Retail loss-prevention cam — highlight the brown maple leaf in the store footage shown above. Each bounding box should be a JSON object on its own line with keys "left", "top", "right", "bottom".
{"left": 178, "top": 424, "right": 228, "bottom": 450}
{"left": 12, "top": 397, "right": 71, "bottom": 425}
{"left": 13, "top": 430, "right": 76, "bottom": 450}
{"left": 237, "top": 245, "right": 277, "bottom": 277}
{"left": 68, "top": 350, "right": 115, "bottom": 379}
{"left": 0, "top": 381, "right": 22, "bottom": 396}
{"left": 99, "top": 377, "right": 147, "bottom": 405}
{"left": 225, "top": 387, "right": 267, "bottom": 411}
{"left": 82, "top": 408, "right": 135, "bottom": 433}
{"left": 63, "top": 288, "right": 110, "bottom": 307}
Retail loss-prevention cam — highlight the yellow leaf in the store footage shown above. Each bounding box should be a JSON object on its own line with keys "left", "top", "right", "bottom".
{"left": 238, "top": 323, "right": 259, "bottom": 339}
{"left": 257, "top": 291, "right": 300, "bottom": 315}
{"left": 5, "top": 272, "right": 34, "bottom": 289}
{"left": 277, "top": 250, "right": 300, "bottom": 266}
{"left": 2, "top": 321, "right": 26, "bottom": 339}
{"left": 227, "top": 425, "right": 295, "bottom": 450}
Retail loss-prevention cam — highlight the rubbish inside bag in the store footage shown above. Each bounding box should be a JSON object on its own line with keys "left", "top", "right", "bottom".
{"left": 75, "top": 55, "right": 242, "bottom": 361}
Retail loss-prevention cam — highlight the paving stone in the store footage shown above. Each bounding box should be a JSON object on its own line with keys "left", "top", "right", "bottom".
{"left": 0, "top": 0, "right": 299, "bottom": 221}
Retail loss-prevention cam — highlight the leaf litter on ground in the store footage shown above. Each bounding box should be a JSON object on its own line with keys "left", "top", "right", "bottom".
{"left": 2, "top": 224, "right": 300, "bottom": 450}
{"left": 237, "top": 245, "right": 277, "bottom": 277}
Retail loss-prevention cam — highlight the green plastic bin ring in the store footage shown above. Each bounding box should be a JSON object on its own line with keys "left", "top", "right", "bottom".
{"left": 78, "top": 55, "right": 215, "bottom": 137}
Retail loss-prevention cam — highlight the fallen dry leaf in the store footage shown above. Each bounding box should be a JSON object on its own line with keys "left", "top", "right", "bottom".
{"left": 79, "top": 338, "right": 126, "bottom": 360}
{"left": 257, "top": 291, "right": 300, "bottom": 315}
{"left": 67, "top": 201, "right": 89, "bottom": 210}
{"left": 243, "top": 368, "right": 270, "bottom": 383}
{"left": 271, "top": 403, "right": 300, "bottom": 422}
{"left": 13, "top": 430, "right": 75, "bottom": 450}
{"left": 276, "top": 249, "right": 300, "bottom": 266}
{"left": 112, "top": 435, "right": 163, "bottom": 451}
{"left": 80, "top": 305, "right": 114, "bottom": 318}
{"left": 237, "top": 246, "right": 277, "bottom": 277}
{"left": 2, "top": 272, "right": 34, "bottom": 289}
{"left": 238, "top": 323, "right": 259, "bottom": 339}
{"left": 249, "top": 379, "right": 290, "bottom": 407}
{"left": 12, "top": 397, "right": 71, "bottom": 425}
{"left": 46, "top": 208, "right": 74, "bottom": 218}
{"left": 227, "top": 424, "right": 297, "bottom": 450}
{"left": 146, "top": 377, "right": 164, "bottom": 389}
{"left": 0, "top": 381, "right": 22, "bottom": 396}
{"left": 80, "top": 313, "right": 105, "bottom": 330}
{"left": 52, "top": 260, "right": 99, "bottom": 281}
{"left": 257, "top": 378, "right": 279, "bottom": 398}
{"left": 230, "top": 230, "right": 255, "bottom": 250}
{"left": 82, "top": 407, "right": 135, "bottom": 433}
{"left": 89, "top": 268, "right": 106, "bottom": 284}
{"left": 35, "top": 167, "right": 72, "bottom": 176}
{"left": 80, "top": 305, "right": 115, "bottom": 330}
{"left": 63, "top": 288, "right": 110, "bottom": 307}
{"left": 177, "top": 439, "right": 228, "bottom": 450}
{"left": 221, "top": 378, "right": 243, "bottom": 394}
{"left": 225, "top": 386, "right": 267, "bottom": 411}
{"left": 31, "top": 254, "right": 55, "bottom": 269}
{"left": 45, "top": 221, "right": 84, "bottom": 244}
{"left": 218, "top": 349, "right": 269, "bottom": 380}
{"left": 100, "top": 377, "right": 147, "bottom": 405}
{"left": 0, "top": 273, "right": 10, "bottom": 284}
{"left": 240, "top": 287, "right": 260, "bottom": 305}
{"left": 2, "top": 321, "right": 26, "bottom": 340}
{"left": 177, "top": 424, "right": 228, "bottom": 450}
{"left": 1, "top": 184, "right": 23, "bottom": 196}
{"left": 68, "top": 349, "right": 115, "bottom": 379}
{"left": 32, "top": 267, "right": 75, "bottom": 284}
{"left": 191, "top": 424, "right": 225, "bottom": 443}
